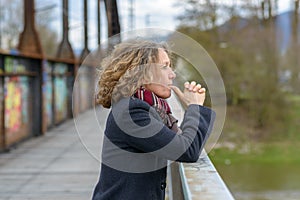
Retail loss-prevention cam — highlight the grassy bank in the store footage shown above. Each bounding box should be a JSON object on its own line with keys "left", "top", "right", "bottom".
{"left": 209, "top": 94, "right": 300, "bottom": 165}
{"left": 209, "top": 141, "right": 300, "bottom": 165}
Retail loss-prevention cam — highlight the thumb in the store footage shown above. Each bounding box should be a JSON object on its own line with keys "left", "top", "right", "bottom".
{"left": 170, "top": 85, "right": 184, "bottom": 100}
{"left": 170, "top": 85, "right": 188, "bottom": 109}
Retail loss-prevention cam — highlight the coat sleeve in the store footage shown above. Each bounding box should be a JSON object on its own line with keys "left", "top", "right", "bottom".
{"left": 113, "top": 98, "right": 216, "bottom": 162}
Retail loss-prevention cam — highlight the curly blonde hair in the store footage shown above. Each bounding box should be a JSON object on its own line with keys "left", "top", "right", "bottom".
{"left": 96, "top": 40, "right": 170, "bottom": 108}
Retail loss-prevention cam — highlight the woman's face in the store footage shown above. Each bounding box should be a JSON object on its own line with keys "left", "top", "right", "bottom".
{"left": 144, "top": 48, "right": 176, "bottom": 99}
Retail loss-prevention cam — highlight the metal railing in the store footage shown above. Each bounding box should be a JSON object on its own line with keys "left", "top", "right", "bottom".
{"left": 167, "top": 153, "right": 234, "bottom": 200}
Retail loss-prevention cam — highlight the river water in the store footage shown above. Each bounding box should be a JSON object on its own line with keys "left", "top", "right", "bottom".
{"left": 215, "top": 162, "right": 300, "bottom": 200}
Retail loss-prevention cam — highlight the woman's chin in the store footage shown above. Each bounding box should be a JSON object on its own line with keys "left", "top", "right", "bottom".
{"left": 157, "top": 90, "right": 172, "bottom": 99}
{"left": 146, "top": 84, "right": 172, "bottom": 99}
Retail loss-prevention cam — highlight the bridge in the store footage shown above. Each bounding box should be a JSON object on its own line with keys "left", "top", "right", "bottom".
{"left": 0, "top": 0, "right": 234, "bottom": 199}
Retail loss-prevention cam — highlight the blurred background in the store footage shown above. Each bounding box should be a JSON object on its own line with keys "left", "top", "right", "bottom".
{"left": 0, "top": 0, "right": 300, "bottom": 199}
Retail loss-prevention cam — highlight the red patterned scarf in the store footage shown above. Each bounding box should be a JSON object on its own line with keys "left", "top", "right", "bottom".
{"left": 134, "top": 87, "right": 171, "bottom": 114}
{"left": 134, "top": 87, "right": 179, "bottom": 132}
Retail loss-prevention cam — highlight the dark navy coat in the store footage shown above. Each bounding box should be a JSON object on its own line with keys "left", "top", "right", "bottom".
{"left": 92, "top": 97, "right": 215, "bottom": 200}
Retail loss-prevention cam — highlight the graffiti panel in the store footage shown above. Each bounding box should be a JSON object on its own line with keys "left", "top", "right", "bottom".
{"left": 42, "top": 61, "right": 53, "bottom": 127}
{"left": 5, "top": 77, "right": 22, "bottom": 133}
{"left": 4, "top": 57, "right": 32, "bottom": 139}
{"left": 79, "top": 66, "right": 93, "bottom": 112}
{"left": 53, "top": 63, "right": 68, "bottom": 123}
{"left": 0, "top": 59, "right": 4, "bottom": 146}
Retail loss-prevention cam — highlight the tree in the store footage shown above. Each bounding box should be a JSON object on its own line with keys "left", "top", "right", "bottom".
{"left": 35, "top": 3, "right": 59, "bottom": 57}
{"left": 36, "top": 24, "right": 59, "bottom": 57}
{"left": 0, "top": 0, "right": 59, "bottom": 57}
{"left": 286, "top": 7, "right": 300, "bottom": 94}
{"left": 0, "top": 0, "right": 23, "bottom": 49}
{"left": 176, "top": 0, "right": 218, "bottom": 30}
{"left": 176, "top": 0, "right": 260, "bottom": 30}
{"left": 176, "top": 0, "right": 290, "bottom": 138}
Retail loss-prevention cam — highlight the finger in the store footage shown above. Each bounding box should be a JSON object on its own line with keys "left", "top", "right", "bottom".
{"left": 189, "top": 81, "right": 196, "bottom": 91}
{"left": 170, "top": 86, "right": 189, "bottom": 109}
{"left": 193, "top": 84, "right": 201, "bottom": 92}
{"left": 184, "top": 82, "right": 189, "bottom": 90}
{"left": 169, "top": 85, "right": 184, "bottom": 99}
{"left": 198, "top": 87, "right": 206, "bottom": 94}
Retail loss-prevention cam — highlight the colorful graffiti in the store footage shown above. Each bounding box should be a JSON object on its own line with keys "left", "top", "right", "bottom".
{"left": 0, "top": 70, "right": 3, "bottom": 130}
{"left": 54, "top": 63, "right": 68, "bottom": 123}
{"left": 4, "top": 57, "right": 30, "bottom": 134}
{"left": 5, "top": 77, "right": 22, "bottom": 133}
{"left": 42, "top": 61, "right": 53, "bottom": 127}
{"left": 79, "top": 66, "right": 93, "bottom": 112}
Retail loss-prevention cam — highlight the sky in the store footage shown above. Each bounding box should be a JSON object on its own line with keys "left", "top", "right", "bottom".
{"left": 35, "top": 0, "right": 296, "bottom": 51}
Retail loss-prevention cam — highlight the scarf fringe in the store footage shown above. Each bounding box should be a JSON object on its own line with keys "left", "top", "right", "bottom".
{"left": 134, "top": 87, "right": 171, "bottom": 114}
{"left": 134, "top": 87, "right": 179, "bottom": 132}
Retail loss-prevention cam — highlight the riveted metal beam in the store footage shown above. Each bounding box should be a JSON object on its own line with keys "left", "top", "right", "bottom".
{"left": 18, "top": 0, "right": 44, "bottom": 58}
{"left": 104, "top": 0, "right": 120, "bottom": 37}
{"left": 80, "top": 0, "right": 90, "bottom": 63}
{"left": 56, "top": 0, "right": 75, "bottom": 61}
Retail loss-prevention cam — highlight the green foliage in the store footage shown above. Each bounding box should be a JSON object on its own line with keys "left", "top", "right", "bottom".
{"left": 36, "top": 25, "right": 59, "bottom": 57}
{"left": 283, "top": 95, "right": 300, "bottom": 139}
{"left": 209, "top": 141, "right": 300, "bottom": 164}
{"left": 35, "top": 3, "right": 59, "bottom": 57}
{"left": 0, "top": 0, "right": 23, "bottom": 48}
{"left": 176, "top": 2, "right": 293, "bottom": 139}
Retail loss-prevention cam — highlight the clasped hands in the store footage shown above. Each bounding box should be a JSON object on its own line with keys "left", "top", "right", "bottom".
{"left": 170, "top": 81, "right": 206, "bottom": 108}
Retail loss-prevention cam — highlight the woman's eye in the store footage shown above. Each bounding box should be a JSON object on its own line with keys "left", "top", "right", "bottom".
{"left": 161, "top": 65, "right": 169, "bottom": 69}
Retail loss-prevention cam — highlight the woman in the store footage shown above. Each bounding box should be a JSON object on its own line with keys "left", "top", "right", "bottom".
{"left": 92, "top": 40, "right": 215, "bottom": 200}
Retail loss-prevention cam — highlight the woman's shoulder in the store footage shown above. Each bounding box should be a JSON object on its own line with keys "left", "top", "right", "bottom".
{"left": 111, "top": 97, "right": 161, "bottom": 121}
{"left": 114, "top": 97, "right": 151, "bottom": 110}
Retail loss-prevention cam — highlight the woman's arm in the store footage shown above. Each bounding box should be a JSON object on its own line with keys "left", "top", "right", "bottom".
{"left": 112, "top": 98, "right": 215, "bottom": 162}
